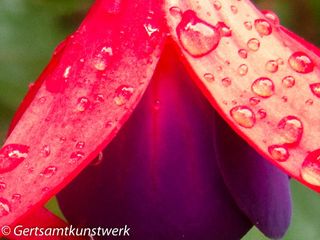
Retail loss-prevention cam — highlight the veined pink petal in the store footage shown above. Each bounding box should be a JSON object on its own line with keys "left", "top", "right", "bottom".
{"left": 0, "top": 0, "right": 166, "bottom": 228}
{"left": 164, "top": 0, "right": 320, "bottom": 192}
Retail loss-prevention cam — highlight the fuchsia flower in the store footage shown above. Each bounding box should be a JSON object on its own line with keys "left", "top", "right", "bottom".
{"left": 0, "top": 0, "right": 319, "bottom": 239}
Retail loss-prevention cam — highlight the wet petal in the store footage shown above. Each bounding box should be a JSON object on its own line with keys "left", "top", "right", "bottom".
{"left": 165, "top": 0, "right": 320, "bottom": 192}
{"left": 58, "top": 47, "right": 252, "bottom": 239}
{"left": 0, "top": 0, "right": 166, "bottom": 226}
{"left": 214, "top": 115, "right": 292, "bottom": 238}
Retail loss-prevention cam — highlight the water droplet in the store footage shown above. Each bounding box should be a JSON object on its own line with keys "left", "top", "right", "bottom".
{"left": 204, "top": 73, "right": 215, "bottom": 82}
{"left": 77, "top": 97, "right": 90, "bottom": 112}
{"left": 254, "top": 19, "right": 272, "bottom": 36}
{"left": 268, "top": 145, "right": 289, "bottom": 162}
{"left": 251, "top": 77, "right": 275, "bottom": 98}
{"left": 38, "top": 97, "right": 47, "bottom": 104}
{"left": 144, "top": 23, "right": 160, "bottom": 37}
{"left": 247, "top": 38, "right": 260, "bottom": 51}
{"left": 169, "top": 6, "right": 182, "bottom": 18}
{"left": 238, "top": 64, "right": 248, "bottom": 76}
{"left": 213, "top": 1, "right": 222, "bottom": 10}
{"left": 282, "top": 76, "right": 295, "bottom": 88}
{"left": 288, "top": 52, "right": 314, "bottom": 73}
{"left": 216, "top": 22, "right": 232, "bottom": 37}
{"left": 277, "top": 116, "right": 303, "bottom": 145}
{"left": 262, "top": 10, "right": 280, "bottom": 25}
{"left": 244, "top": 21, "right": 252, "bottom": 30}
{"left": 230, "top": 106, "right": 256, "bottom": 128}
{"left": 0, "top": 182, "right": 6, "bottom": 192}
{"left": 0, "top": 144, "right": 29, "bottom": 173}
{"left": 310, "top": 83, "right": 320, "bottom": 98}
{"left": 305, "top": 99, "right": 314, "bottom": 105}
{"left": 230, "top": 5, "right": 238, "bottom": 14}
{"left": 41, "top": 145, "right": 51, "bottom": 158}
{"left": 265, "top": 60, "right": 278, "bottom": 73}
{"left": 221, "top": 77, "right": 232, "bottom": 87}
{"left": 238, "top": 49, "right": 248, "bottom": 59}
{"left": 153, "top": 99, "right": 161, "bottom": 110}
{"left": 301, "top": 149, "right": 320, "bottom": 186}
{"left": 249, "top": 97, "right": 260, "bottom": 106}
{"left": 93, "top": 47, "right": 113, "bottom": 71}
{"left": 114, "top": 85, "right": 135, "bottom": 106}
{"left": 0, "top": 198, "right": 11, "bottom": 217}
{"left": 76, "top": 141, "right": 85, "bottom": 149}
{"left": 63, "top": 66, "right": 72, "bottom": 78}
{"left": 91, "top": 152, "right": 104, "bottom": 166}
{"left": 40, "top": 166, "right": 58, "bottom": 178}
{"left": 257, "top": 109, "right": 267, "bottom": 119}
{"left": 12, "top": 194, "right": 21, "bottom": 202}
{"left": 176, "top": 10, "right": 221, "bottom": 57}
{"left": 70, "top": 151, "right": 85, "bottom": 164}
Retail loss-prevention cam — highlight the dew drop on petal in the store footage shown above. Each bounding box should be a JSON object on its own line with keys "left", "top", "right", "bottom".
{"left": 277, "top": 116, "right": 303, "bottom": 145}
{"left": 265, "top": 60, "right": 278, "bottom": 73}
{"left": 247, "top": 38, "right": 260, "bottom": 51}
{"left": 282, "top": 76, "right": 295, "bottom": 88}
{"left": 268, "top": 145, "right": 289, "bottom": 162}
{"left": 91, "top": 152, "right": 104, "bottom": 166}
{"left": 169, "top": 6, "right": 182, "bottom": 18}
{"left": 12, "top": 194, "right": 21, "bottom": 202}
{"left": 305, "top": 99, "right": 314, "bottom": 106}
{"left": 76, "top": 97, "right": 90, "bottom": 112}
{"left": 254, "top": 19, "right": 272, "bottom": 36}
{"left": 203, "top": 73, "right": 215, "bottom": 82}
{"left": 76, "top": 141, "right": 85, "bottom": 149}
{"left": 0, "top": 144, "right": 29, "bottom": 173}
{"left": 40, "top": 145, "right": 51, "bottom": 158}
{"left": 249, "top": 97, "right": 260, "bottom": 106}
{"left": 0, "top": 182, "right": 6, "bottom": 192}
{"left": 70, "top": 151, "right": 85, "bottom": 164}
{"left": 114, "top": 85, "right": 134, "bottom": 106}
{"left": 230, "top": 106, "right": 256, "bottom": 128}
{"left": 213, "top": 0, "right": 222, "bottom": 10}
{"left": 251, "top": 77, "right": 275, "bottom": 98}
{"left": 244, "top": 21, "right": 252, "bottom": 30}
{"left": 230, "top": 5, "right": 238, "bottom": 14}
{"left": 238, "top": 49, "right": 248, "bottom": 59}
{"left": 238, "top": 64, "right": 248, "bottom": 76}
{"left": 309, "top": 83, "right": 320, "bottom": 98}
{"left": 63, "top": 66, "right": 72, "bottom": 78}
{"left": 176, "top": 10, "right": 221, "bottom": 57}
{"left": 288, "top": 52, "right": 314, "bottom": 73}
{"left": 0, "top": 198, "right": 11, "bottom": 217}
{"left": 40, "top": 166, "right": 57, "bottom": 178}
{"left": 221, "top": 77, "right": 232, "bottom": 87}
{"left": 301, "top": 149, "right": 320, "bottom": 186}
{"left": 262, "top": 10, "right": 280, "bottom": 25}
{"left": 257, "top": 109, "right": 267, "bottom": 119}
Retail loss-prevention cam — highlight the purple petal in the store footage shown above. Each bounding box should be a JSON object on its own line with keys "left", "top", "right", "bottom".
{"left": 58, "top": 47, "right": 251, "bottom": 239}
{"left": 214, "top": 115, "right": 292, "bottom": 238}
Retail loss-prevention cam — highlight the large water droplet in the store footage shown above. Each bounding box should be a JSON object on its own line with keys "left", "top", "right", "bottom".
{"left": 176, "top": 10, "right": 221, "bottom": 57}
{"left": 93, "top": 47, "right": 113, "bottom": 71}
{"left": 254, "top": 19, "right": 272, "bottom": 36}
{"left": 0, "top": 198, "right": 11, "bottom": 217}
{"left": 288, "top": 52, "right": 314, "bottom": 73}
{"left": 247, "top": 38, "right": 260, "bottom": 51}
{"left": 40, "top": 166, "right": 58, "bottom": 178}
{"left": 251, "top": 77, "right": 275, "bottom": 98}
{"left": 277, "top": 116, "right": 303, "bottom": 145}
{"left": 309, "top": 83, "right": 320, "bottom": 98}
{"left": 0, "top": 144, "right": 29, "bottom": 173}
{"left": 301, "top": 149, "right": 320, "bottom": 186}
{"left": 282, "top": 76, "right": 295, "bottom": 88}
{"left": 230, "top": 106, "right": 256, "bottom": 128}
{"left": 114, "top": 85, "right": 134, "bottom": 106}
{"left": 268, "top": 145, "right": 289, "bottom": 162}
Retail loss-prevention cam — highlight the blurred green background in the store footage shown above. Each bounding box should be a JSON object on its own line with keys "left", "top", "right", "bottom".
{"left": 0, "top": 0, "right": 319, "bottom": 239}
